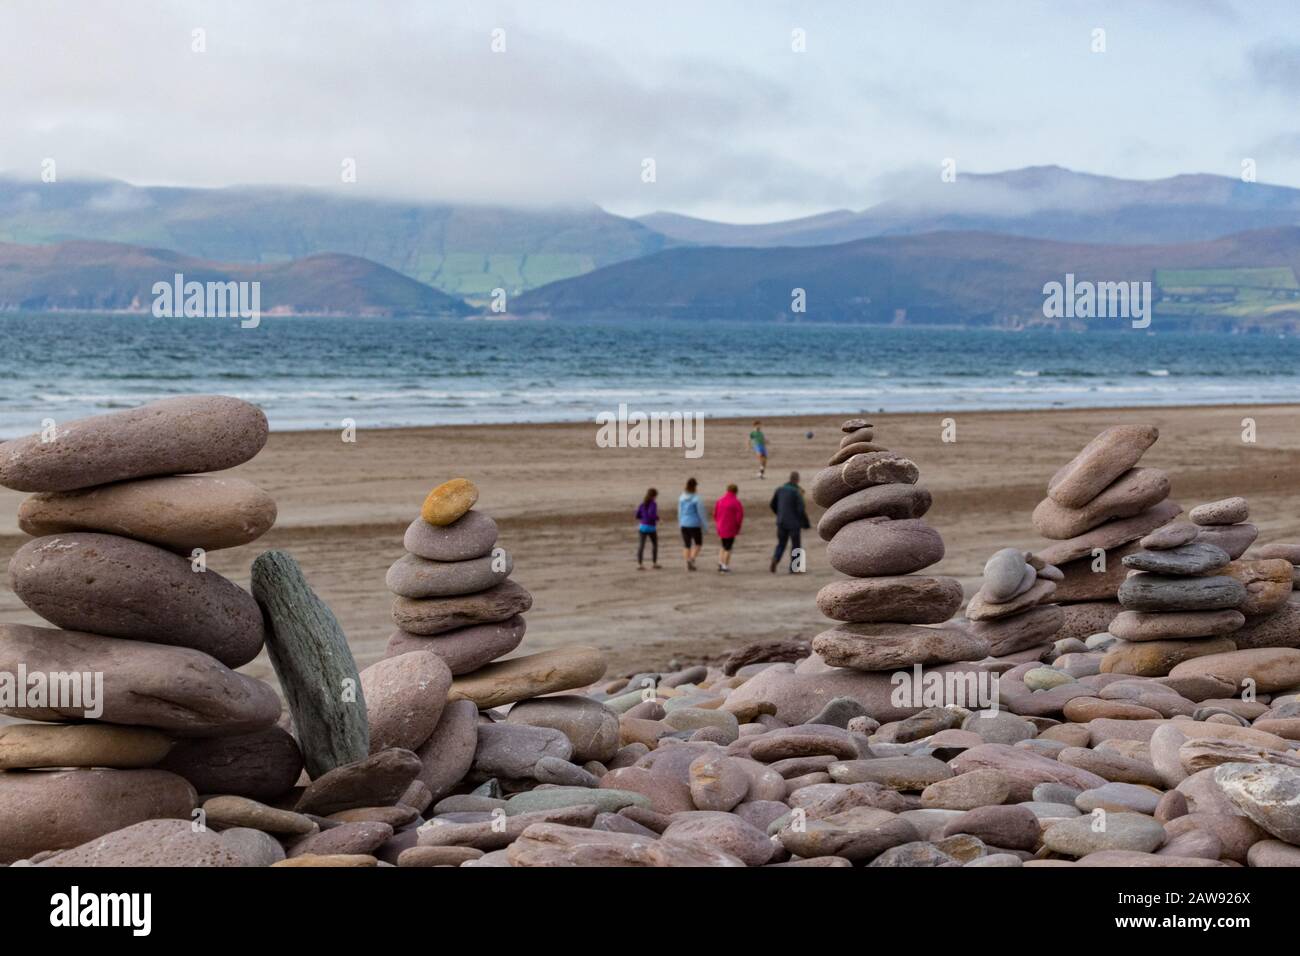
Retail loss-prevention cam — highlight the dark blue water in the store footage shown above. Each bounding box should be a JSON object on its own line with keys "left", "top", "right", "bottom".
{"left": 1, "top": 313, "right": 1297, "bottom": 436}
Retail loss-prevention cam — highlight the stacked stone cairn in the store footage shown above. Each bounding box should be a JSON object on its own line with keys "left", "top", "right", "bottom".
{"left": 1032, "top": 425, "right": 1183, "bottom": 647}
{"left": 1100, "top": 497, "right": 1296, "bottom": 678}
{"left": 1097, "top": 497, "right": 1248, "bottom": 678}
{"left": 963, "top": 548, "right": 1064, "bottom": 662}
{"left": 0, "top": 396, "right": 287, "bottom": 865}
{"left": 810, "top": 419, "right": 980, "bottom": 672}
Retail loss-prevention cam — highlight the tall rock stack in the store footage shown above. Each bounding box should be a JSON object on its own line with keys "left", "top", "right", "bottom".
{"left": 385, "top": 478, "right": 531, "bottom": 679}
{"left": 384, "top": 478, "right": 607, "bottom": 798}
{"left": 0, "top": 396, "right": 288, "bottom": 864}
{"left": 1032, "top": 425, "right": 1182, "bottom": 645}
{"left": 810, "top": 420, "right": 982, "bottom": 672}
{"left": 1182, "top": 504, "right": 1296, "bottom": 655}
{"left": 963, "top": 548, "right": 1064, "bottom": 661}
{"left": 1100, "top": 500, "right": 1247, "bottom": 677}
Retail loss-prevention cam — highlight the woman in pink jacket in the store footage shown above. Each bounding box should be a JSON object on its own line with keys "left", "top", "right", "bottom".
{"left": 712, "top": 484, "right": 744, "bottom": 573}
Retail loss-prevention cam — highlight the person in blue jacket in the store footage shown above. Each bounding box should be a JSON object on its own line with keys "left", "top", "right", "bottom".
{"left": 677, "top": 477, "right": 708, "bottom": 571}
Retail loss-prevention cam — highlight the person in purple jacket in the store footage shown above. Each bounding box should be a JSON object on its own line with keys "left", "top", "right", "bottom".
{"left": 635, "top": 487, "right": 662, "bottom": 570}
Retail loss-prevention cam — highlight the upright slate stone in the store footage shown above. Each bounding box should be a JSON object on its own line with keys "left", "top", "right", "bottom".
{"left": 252, "top": 550, "right": 369, "bottom": 777}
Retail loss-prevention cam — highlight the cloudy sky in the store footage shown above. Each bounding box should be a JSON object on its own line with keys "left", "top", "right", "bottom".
{"left": 1, "top": 0, "right": 1297, "bottom": 221}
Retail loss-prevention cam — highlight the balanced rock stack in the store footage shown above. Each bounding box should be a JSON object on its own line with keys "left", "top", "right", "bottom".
{"left": 1100, "top": 498, "right": 1250, "bottom": 678}
{"left": 385, "top": 478, "right": 531, "bottom": 679}
{"left": 1033, "top": 425, "right": 1182, "bottom": 645}
{"left": 963, "top": 548, "right": 1064, "bottom": 662}
{"left": 382, "top": 479, "right": 608, "bottom": 801}
{"left": 810, "top": 420, "right": 982, "bottom": 672}
{"left": 1102, "top": 498, "right": 1296, "bottom": 679}
{"left": 0, "top": 396, "right": 286, "bottom": 864}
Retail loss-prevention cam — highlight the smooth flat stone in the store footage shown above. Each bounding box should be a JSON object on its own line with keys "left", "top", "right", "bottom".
{"left": 965, "top": 578, "right": 1056, "bottom": 621}
{"left": 1122, "top": 542, "right": 1230, "bottom": 575}
{"left": 812, "top": 623, "right": 987, "bottom": 671}
{"left": 202, "top": 795, "right": 317, "bottom": 834}
{"left": 1169, "top": 648, "right": 1300, "bottom": 693}
{"left": 0, "top": 723, "right": 174, "bottom": 770}
{"left": 10, "top": 532, "right": 264, "bottom": 668}
{"left": 1118, "top": 573, "right": 1246, "bottom": 612}
{"left": 403, "top": 510, "right": 498, "bottom": 561}
{"left": 386, "top": 550, "right": 513, "bottom": 599}
{"left": 386, "top": 616, "right": 526, "bottom": 676}
{"left": 817, "top": 483, "right": 932, "bottom": 540}
{"left": 1038, "top": 500, "right": 1183, "bottom": 565}
{"left": 1252, "top": 542, "right": 1300, "bottom": 564}
{"left": 967, "top": 603, "right": 1065, "bottom": 657}
{"left": 1139, "top": 520, "right": 1199, "bottom": 550}
{"left": 827, "top": 755, "right": 953, "bottom": 790}
{"left": 1190, "top": 497, "right": 1249, "bottom": 526}
{"left": 1100, "top": 637, "right": 1238, "bottom": 678}
{"left": 296, "top": 749, "right": 422, "bottom": 816}
{"left": 420, "top": 479, "right": 478, "bottom": 526}
{"left": 472, "top": 722, "right": 572, "bottom": 779}
{"left": 18, "top": 475, "right": 276, "bottom": 553}
{"left": 1194, "top": 523, "right": 1258, "bottom": 560}
{"left": 1042, "top": 812, "right": 1166, "bottom": 857}
{"left": 777, "top": 807, "right": 919, "bottom": 862}
{"left": 1034, "top": 468, "right": 1170, "bottom": 540}
{"left": 0, "top": 395, "right": 267, "bottom": 493}
{"left": 0, "top": 623, "right": 280, "bottom": 736}
{"left": 827, "top": 441, "right": 889, "bottom": 466}
{"left": 1108, "top": 609, "right": 1245, "bottom": 642}
{"left": 815, "top": 575, "right": 962, "bottom": 624}
{"left": 361, "top": 650, "right": 452, "bottom": 753}
{"left": 1047, "top": 425, "right": 1159, "bottom": 509}
{"left": 39, "top": 818, "right": 245, "bottom": 867}
{"left": 448, "top": 645, "right": 607, "bottom": 710}
{"left": 0, "top": 769, "right": 196, "bottom": 864}
{"left": 826, "top": 517, "right": 944, "bottom": 577}
{"left": 287, "top": 821, "right": 394, "bottom": 859}
{"left": 392, "top": 580, "right": 533, "bottom": 635}
{"left": 415, "top": 699, "right": 478, "bottom": 801}
{"left": 947, "top": 743, "right": 1106, "bottom": 802}
{"left": 509, "top": 822, "right": 745, "bottom": 867}
{"left": 158, "top": 726, "right": 303, "bottom": 801}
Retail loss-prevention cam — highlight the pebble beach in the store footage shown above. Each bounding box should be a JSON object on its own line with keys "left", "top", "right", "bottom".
{"left": 0, "top": 398, "right": 1299, "bottom": 868}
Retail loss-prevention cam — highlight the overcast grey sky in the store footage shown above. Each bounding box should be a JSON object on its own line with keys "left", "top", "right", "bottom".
{"left": 1, "top": 0, "right": 1297, "bottom": 222}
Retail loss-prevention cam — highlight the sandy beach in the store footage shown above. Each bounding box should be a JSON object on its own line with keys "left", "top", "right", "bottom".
{"left": 2, "top": 403, "right": 1298, "bottom": 683}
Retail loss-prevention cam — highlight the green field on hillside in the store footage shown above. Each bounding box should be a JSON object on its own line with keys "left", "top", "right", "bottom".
{"left": 1155, "top": 267, "right": 1298, "bottom": 290}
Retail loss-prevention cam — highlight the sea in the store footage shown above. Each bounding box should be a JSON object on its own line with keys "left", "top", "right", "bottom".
{"left": 1, "top": 313, "right": 1298, "bottom": 437}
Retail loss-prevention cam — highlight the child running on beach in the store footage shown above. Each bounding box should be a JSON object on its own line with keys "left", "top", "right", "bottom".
{"left": 677, "top": 477, "right": 707, "bottom": 571}
{"left": 712, "top": 483, "right": 744, "bottom": 573}
{"left": 749, "top": 421, "right": 768, "bottom": 479}
{"left": 635, "top": 488, "right": 661, "bottom": 570}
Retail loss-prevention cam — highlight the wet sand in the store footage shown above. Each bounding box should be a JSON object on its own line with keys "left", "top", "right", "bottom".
{"left": 1, "top": 404, "right": 1297, "bottom": 681}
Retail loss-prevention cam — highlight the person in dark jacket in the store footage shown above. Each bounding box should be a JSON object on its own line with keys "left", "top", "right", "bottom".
{"left": 769, "top": 471, "right": 810, "bottom": 573}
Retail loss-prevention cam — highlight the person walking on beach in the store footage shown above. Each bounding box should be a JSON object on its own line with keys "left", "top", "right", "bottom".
{"left": 749, "top": 421, "right": 768, "bottom": 479}
{"left": 635, "top": 488, "right": 661, "bottom": 570}
{"left": 678, "top": 477, "right": 707, "bottom": 571}
{"left": 769, "top": 471, "right": 810, "bottom": 573}
{"left": 712, "top": 483, "right": 744, "bottom": 573}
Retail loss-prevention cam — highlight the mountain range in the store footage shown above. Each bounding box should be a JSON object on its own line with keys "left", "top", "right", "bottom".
{"left": 0, "top": 240, "right": 471, "bottom": 317}
{"left": 2, "top": 166, "right": 1300, "bottom": 328}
